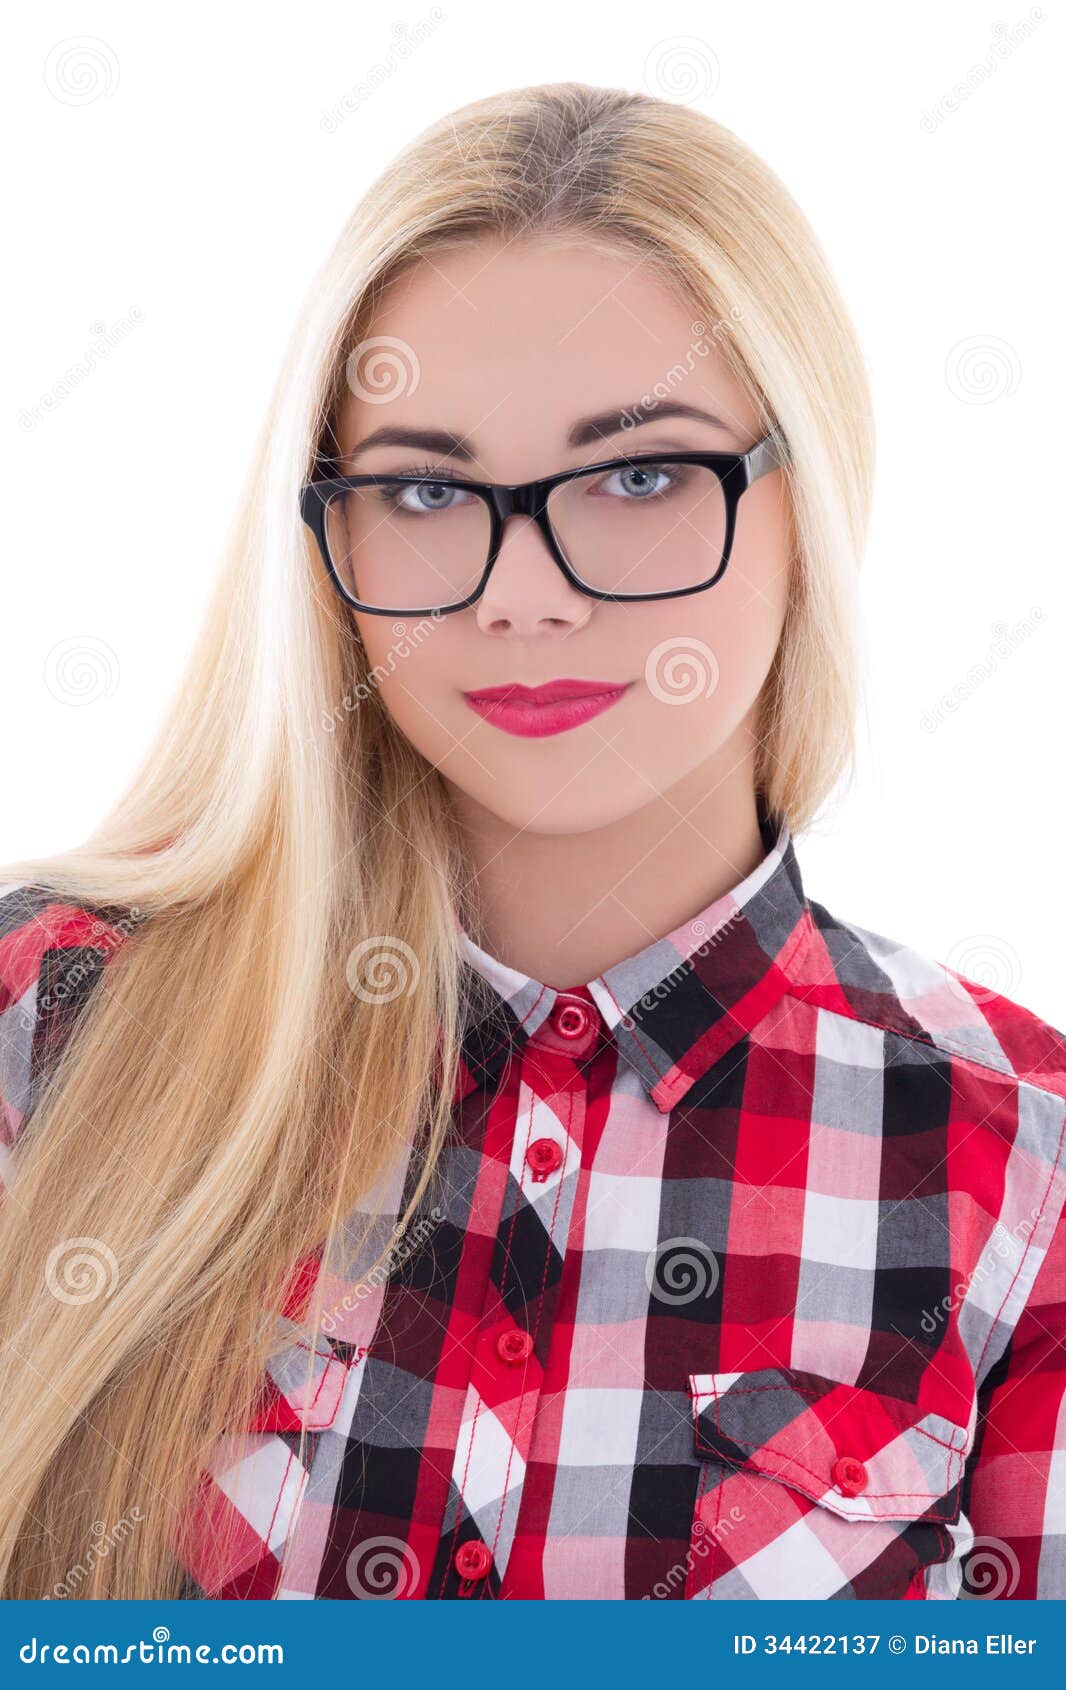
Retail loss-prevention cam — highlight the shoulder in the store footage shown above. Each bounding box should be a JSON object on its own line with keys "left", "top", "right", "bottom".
{"left": 799, "top": 894, "right": 1066, "bottom": 1109}
{"left": 0, "top": 882, "right": 138, "bottom": 1155}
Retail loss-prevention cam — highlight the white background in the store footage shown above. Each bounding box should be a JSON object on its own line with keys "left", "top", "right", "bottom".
{"left": 4, "top": 2, "right": 1064, "bottom": 1025}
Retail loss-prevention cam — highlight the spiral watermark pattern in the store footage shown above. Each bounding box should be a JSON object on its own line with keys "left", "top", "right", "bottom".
{"left": 345, "top": 1535, "right": 421, "bottom": 1598}
{"left": 643, "top": 37, "right": 720, "bottom": 105}
{"left": 645, "top": 1237, "right": 720, "bottom": 1306}
{"left": 44, "top": 36, "right": 120, "bottom": 105}
{"left": 44, "top": 1236, "right": 120, "bottom": 1304}
{"left": 345, "top": 336, "right": 421, "bottom": 405}
{"left": 645, "top": 637, "right": 719, "bottom": 705}
{"left": 44, "top": 637, "right": 120, "bottom": 706}
{"left": 945, "top": 335, "right": 1021, "bottom": 405}
{"left": 961, "top": 1535, "right": 1021, "bottom": 1598}
{"left": 345, "top": 936, "right": 422, "bottom": 1004}
{"left": 944, "top": 933, "right": 1022, "bottom": 1006}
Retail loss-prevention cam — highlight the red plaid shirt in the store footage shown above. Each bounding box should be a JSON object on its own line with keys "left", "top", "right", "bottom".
{"left": 3, "top": 801, "right": 1066, "bottom": 1600}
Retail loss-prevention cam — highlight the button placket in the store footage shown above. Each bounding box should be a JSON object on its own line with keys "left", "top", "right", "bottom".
{"left": 439, "top": 996, "right": 601, "bottom": 1598}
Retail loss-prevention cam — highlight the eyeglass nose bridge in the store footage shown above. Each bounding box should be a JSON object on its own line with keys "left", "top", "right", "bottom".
{"left": 487, "top": 478, "right": 549, "bottom": 521}
{"left": 481, "top": 479, "right": 565, "bottom": 589}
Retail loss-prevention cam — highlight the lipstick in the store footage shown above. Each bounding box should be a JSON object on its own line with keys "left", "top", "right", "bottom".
{"left": 462, "top": 677, "right": 631, "bottom": 738}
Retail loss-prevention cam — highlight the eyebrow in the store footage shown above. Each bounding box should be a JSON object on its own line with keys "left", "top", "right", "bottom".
{"left": 344, "top": 400, "right": 740, "bottom": 465}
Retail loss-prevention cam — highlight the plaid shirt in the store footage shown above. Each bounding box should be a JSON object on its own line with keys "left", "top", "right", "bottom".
{"left": 3, "top": 801, "right": 1066, "bottom": 1601}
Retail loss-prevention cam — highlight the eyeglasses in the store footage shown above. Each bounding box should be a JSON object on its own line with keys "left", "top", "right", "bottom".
{"left": 299, "top": 425, "right": 788, "bottom": 617}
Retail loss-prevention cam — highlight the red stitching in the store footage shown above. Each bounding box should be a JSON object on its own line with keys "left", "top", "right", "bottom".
{"left": 971, "top": 1102, "right": 1066, "bottom": 1389}
{"left": 691, "top": 1380, "right": 965, "bottom": 1520}
{"left": 689, "top": 1379, "right": 967, "bottom": 1454}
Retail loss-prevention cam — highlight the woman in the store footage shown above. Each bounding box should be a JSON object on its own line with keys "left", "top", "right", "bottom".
{"left": 1, "top": 82, "right": 1064, "bottom": 1602}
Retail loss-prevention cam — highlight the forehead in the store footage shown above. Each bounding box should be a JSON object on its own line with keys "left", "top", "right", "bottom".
{"left": 333, "top": 234, "right": 756, "bottom": 464}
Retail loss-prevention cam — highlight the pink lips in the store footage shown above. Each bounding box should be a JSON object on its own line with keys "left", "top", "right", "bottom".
{"left": 462, "top": 677, "right": 631, "bottom": 738}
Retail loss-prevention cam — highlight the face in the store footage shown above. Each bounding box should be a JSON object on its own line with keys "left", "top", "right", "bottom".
{"left": 331, "top": 234, "right": 793, "bottom": 835}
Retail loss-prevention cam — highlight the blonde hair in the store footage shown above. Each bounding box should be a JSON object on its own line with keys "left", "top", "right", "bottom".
{"left": 0, "top": 81, "right": 873, "bottom": 1596}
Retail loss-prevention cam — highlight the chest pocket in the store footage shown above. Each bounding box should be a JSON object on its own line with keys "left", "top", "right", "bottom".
{"left": 684, "top": 1366, "right": 974, "bottom": 1600}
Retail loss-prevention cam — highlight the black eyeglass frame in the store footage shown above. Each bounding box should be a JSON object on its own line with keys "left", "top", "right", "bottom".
{"left": 299, "top": 424, "right": 789, "bottom": 617}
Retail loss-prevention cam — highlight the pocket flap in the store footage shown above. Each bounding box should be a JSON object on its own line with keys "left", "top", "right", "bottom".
{"left": 688, "top": 1366, "right": 972, "bottom": 1523}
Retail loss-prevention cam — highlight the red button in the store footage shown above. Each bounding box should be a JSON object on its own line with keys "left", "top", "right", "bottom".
{"left": 832, "top": 1455, "right": 869, "bottom": 1496}
{"left": 525, "top": 1137, "right": 563, "bottom": 1180}
{"left": 552, "top": 1000, "right": 591, "bottom": 1039}
{"left": 454, "top": 1539, "right": 492, "bottom": 1580}
{"left": 496, "top": 1328, "right": 533, "bottom": 1365}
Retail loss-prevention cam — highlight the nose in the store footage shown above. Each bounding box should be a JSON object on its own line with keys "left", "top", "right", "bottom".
{"left": 475, "top": 512, "right": 591, "bottom": 638}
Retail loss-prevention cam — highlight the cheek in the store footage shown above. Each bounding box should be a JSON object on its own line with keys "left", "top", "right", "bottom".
{"left": 627, "top": 567, "right": 785, "bottom": 735}
{"left": 354, "top": 618, "right": 466, "bottom": 752}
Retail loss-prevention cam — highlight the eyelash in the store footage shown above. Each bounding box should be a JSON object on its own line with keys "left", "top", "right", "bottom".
{"left": 382, "top": 458, "right": 461, "bottom": 483}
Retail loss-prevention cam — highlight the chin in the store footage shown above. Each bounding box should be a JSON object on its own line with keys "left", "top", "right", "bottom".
{"left": 475, "top": 780, "right": 658, "bottom": 837}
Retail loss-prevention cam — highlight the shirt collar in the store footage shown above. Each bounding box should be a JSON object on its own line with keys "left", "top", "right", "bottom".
{"left": 455, "top": 794, "right": 812, "bottom": 1113}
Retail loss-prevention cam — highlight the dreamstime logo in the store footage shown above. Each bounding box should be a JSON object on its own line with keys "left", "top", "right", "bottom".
{"left": 320, "top": 1206, "right": 444, "bottom": 1333}
{"left": 32, "top": 908, "right": 145, "bottom": 1020}
{"left": 321, "top": 10, "right": 446, "bottom": 132}
{"left": 645, "top": 1238, "right": 720, "bottom": 1306}
{"left": 345, "top": 1535, "right": 421, "bottom": 1598}
{"left": 19, "top": 306, "right": 146, "bottom": 432}
{"left": 45, "top": 1237, "right": 120, "bottom": 1304}
{"left": 643, "top": 1506, "right": 745, "bottom": 1598}
{"left": 945, "top": 335, "right": 1021, "bottom": 405}
{"left": 919, "top": 1204, "right": 1042, "bottom": 1335}
{"left": 44, "top": 636, "right": 120, "bottom": 706}
{"left": 625, "top": 912, "right": 741, "bottom": 1022}
{"left": 44, "top": 36, "right": 119, "bottom": 105}
{"left": 920, "top": 607, "right": 1046, "bottom": 733}
{"left": 645, "top": 637, "right": 719, "bottom": 704}
{"left": 345, "top": 936, "right": 422, "bottom": 1004}
{"left": 618, "top": 317, "right": 743, "bottom": 430}
{"left": 943, "top": 933, "right": 1022, "bottom": 1005}
{"left": 45, "top": 1506, "right": 146, "bottom": 1599}
{"left": 643, "top": 37, "right": 721, "bottom": 105}
{"left": 313, "top": 617, "right": 440, "bottom": 738}
{"left": 920, "top": 10, "right": 1045, "bottom": 132}
{"left": 961, "top": 1535, "right": 1021, "bottom": 1598}
{"left": 345, "top": 336, "right": 421, "bottom": 405}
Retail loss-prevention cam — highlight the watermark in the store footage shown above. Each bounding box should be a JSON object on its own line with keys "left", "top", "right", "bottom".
{"left": 645, "top": 636, "right": 720, "bottom": 705}
{"left": 623, "top": 910, "right": 744, "bottom": 1024}
{"left": 618, "top": 317, "right": 744, "bottom": 431}
{"left": 20, "top": 1627, "right": 284, "bottom": 1665}
{"left": 345, "top": 335, "right": 421, "bottom": 406}
{"left": 919, "top": 1203, "right": 1043, "bottom": 1335}
{"left": 643, "top": 1505, "right": 745, "bottom": 1598}
{"left": 921, "top": 10, "right": 1045, "bottom": 132}
{"left": 43, "top": 37, "right": 119, "bottom": 106}
{"left": 345, "top": 1534, "right": 421, "bottom": 1598}
{"left": 643, "top": 37, "right": 721, "bottom": 106}
{"left": 942, "top": 933, "right": 1022, "bottom": 1006}
{"left": 44, "top": 1236, "right": 120, "bottom": 1304}
{"left": 645, "top": 1237, "right": 720, "bottom": 1306}
{"left": 312, "top": 616, "right": 441, "bottom": 739}
{"left": 944, "top": 334, "right": 1021, "bottom": 405}
{"left": 960, "top": 1534, "right": 1022, "bottom": 1598}
{"left": 20, "top": 307, "right": 146, "bottom": 431}
{"left": 45, "top": 1506, "right": 146, "bottom": 1599}
{"left": 920, "top": 607, "right": 1046, "bottom": 734}
{"left": 345, "top": 935, "right": 422, "bottom": 1004}
{"left": 321, "top": 11, "right": 446, "bottom": 133}
{"left": 32, "top": 907, "right": 145, "bottom": 1017}
{"left": 320, "top": 1206, "right": 444, "bottom": 1334}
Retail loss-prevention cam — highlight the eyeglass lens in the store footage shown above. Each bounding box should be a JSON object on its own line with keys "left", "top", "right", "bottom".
{"left": 323, "top": 460, "right": 729, "bottom": 611}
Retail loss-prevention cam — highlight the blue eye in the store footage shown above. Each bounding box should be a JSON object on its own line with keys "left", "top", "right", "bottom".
{"left": 598, "top": 464, "right": 677, "bottom": 499}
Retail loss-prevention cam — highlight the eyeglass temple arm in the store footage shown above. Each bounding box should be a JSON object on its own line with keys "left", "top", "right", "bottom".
{"left": 746, "top": 425, "right": 789, "bottom": 483}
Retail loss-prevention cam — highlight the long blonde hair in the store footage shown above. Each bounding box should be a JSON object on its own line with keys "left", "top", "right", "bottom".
{"left": 0, "top": 81, "right": 873, "bottom": 1596}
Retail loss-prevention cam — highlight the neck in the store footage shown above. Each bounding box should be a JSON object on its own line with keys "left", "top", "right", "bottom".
{"left": 448, "top": 743, "right": 767, "bottom": 990}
